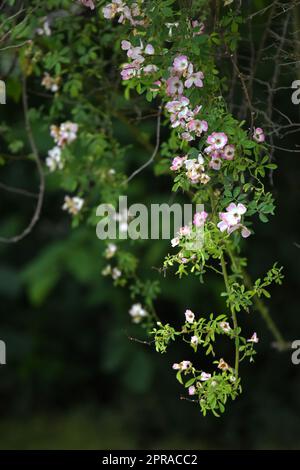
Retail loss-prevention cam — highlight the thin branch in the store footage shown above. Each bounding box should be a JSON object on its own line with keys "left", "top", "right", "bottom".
{"left": 0, "top": 182, "right": 38, "bottom": 199}
{"left": 124, "top": 106, "right": 162, "bottom": 184}
{"left": 0, "top": 76, "right": 45, "bottom": 243}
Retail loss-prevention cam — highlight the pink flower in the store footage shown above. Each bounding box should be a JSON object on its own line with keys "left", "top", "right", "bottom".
{"left": 127, "top": 45, "right": 144, "bottom": 61}
{"left": 200, "top": 372, "right": 211, "bottom": 381}
{"left": 207, "top": 132, "right": 228, "bottom": 149}
{"left": 191, "top": 335, "right": 199, "bottom": 345}
{"left": 144, "top": 44, "right": 155, "bottom": 55}
{"left": 187, "top": 119, "right": 208, "bottom": 136}
{"left": 172, "top": 360, "right": 193, "bottom": 371}
{"left": 81, "top": 0, "right": 95, "bottom": 9}
{"left": 227, "top": 224, "right": 251, "bottom": 238}
{"left": 191, "top": 20, "right": 205, "bottom": 35}
{"left": 185, "top": 71, "right": 204, "bottom": 88}
{"left": 247, "top": 332, "right": 259, "bottom": 343}
{"left": 185, "top": 309, "right": 195, "bottom": 323}
{"left": 121, "top": 40, "right": 131, "bottom": 50}
{"left": 223, "top": 144, "right": 235, "bottom": 160}
{"left": 170, "top": 156, "right": 186, "bottom": 171}
{"left": 209, "top": 155, "right": 222, "bottom": 170}
{"left": 181, "top": 360, "right": 192, "bottom": 370}
{"left": 173, "top": 55, "right": 189, "bottom": 73}
{"left": 121, "top": 63, "right": 138, "bottom": 80}
{"left": 253, "top": 127, "right": 265, "bottom": 143}
{"left": 165, "top": 96, "right": 189, "bottom": 113}
{"left": 166, "top": 76, "right": 184, "bottom": 96}
{"left": 143, "top": 64, "right": 158, "bottom": 74}
{"left": 193, "top": 211, "right": 208, "bottom": 227}
{"left": 102, "top": 1, "right": 120, "bottom": 19}
{"left": 181, "top": 132, "right": 193, "bottom": 141}
{"left": 179, "top": 225, "right": 191, "bottom": 236}
{"left": 217, "top": 203, "right": 247, "bottom": 233}
{"left": 188, "top": 385, "right": 196, "bottom": 395}
{"left": 150, "top": 80, "right": 161, "bottom": 92}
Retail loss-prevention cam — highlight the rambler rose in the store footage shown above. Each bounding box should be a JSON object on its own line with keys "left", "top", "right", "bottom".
{"left": 184, "top": 309, "right": 195, "bottom": 323}
{"left": 253, "top": 127, "right": 265, "bottom": 143}
{"left": 217, "top": 203, "right": 247, "bottom": 232}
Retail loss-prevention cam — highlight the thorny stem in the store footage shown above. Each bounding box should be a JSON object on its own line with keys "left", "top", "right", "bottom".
{"left": 220, "top": 253, "right": 239, "bottom": 376}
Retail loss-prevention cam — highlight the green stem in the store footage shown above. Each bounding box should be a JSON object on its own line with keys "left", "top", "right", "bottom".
{"left": 242, "top": 270, "right": 287, "bottom": 350}
{"left": 220, "top": 253, "right": 240, "bottom": 376}
{"left": 228, "top": 249, "right": 289, "bottom": 351}
{"left": 227, "top": 247, "right": 287, "bottom": 350}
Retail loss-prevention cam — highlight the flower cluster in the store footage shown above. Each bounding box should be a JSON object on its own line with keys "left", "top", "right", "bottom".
{"left": 46, "top": 122, "right": 78, "bottom": 172}
{"left": 170, "top": 153, "right": 210, "bottom": 184}
{"left": 204, "top": 132, "right": 235, "bottom": 171}
{"left": 120, "top": 40, "right": 157, "bottom": 80}
{"left": 165, "top": 96, "right": 207, "bottom": 142}
{"left": 50, "top": 122, "right": 78, "bottom": 148}
{"left": 46, "top": 146, "right": 63, "bottom": 172}
{"left": 103, "top": 0, "right": 145, "bottom": 26}
{"left": 102, "top": 264, "right": 122, "bottom": 281}
{"left": 167, "top": 55, "right": 204, "bottom": 97}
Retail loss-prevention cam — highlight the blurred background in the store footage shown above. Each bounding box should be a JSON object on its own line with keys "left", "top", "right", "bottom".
{"left": 0, "top": 0, "right": 300, "bottom": 450}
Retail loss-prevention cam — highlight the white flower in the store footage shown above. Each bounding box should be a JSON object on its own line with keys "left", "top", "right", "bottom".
{"left": 112, "top": 267, "right": 122, "bottom": 280}
{"left": 217, "top": 358, "right": 230, "bottom": 371}
{"left": 46, "top": 146, "right": 63, "bottom": 172}
{"left": 37, "top": 19, "right": 51, "bottom": 36}
{"left": 129, "top": 303, "right": 148, "bottom": 323}
{"left": 144, "top": 44, "right": 155, "bottom": 55}
{"left": 217, "top": 203, "right": 248, "bottom": 236}
{"left": 247, "top": 332, "right": 259, "bottom": 343}
{"left": 188, "top": 385, "right": 196, "bottom": 395}
{"left": 185, "top": 309, "right": 195, "bottom": 323}
{"left": 191, "top": 335, "right": 199, "bottom": 345}
{"left": 102, "top": 265, "right": 112, "bottom": 276}
{"left": 50, "top": 122, "right": 78, "bottom": 147}
{"left": 62, "top": 196, "right": 84, "bottom": 215}
{"left": 219, "top": 321, "right": 231, "bottom": 333}
{"left": 171, "top": 237, "right": 180, "bottom": 247}
{"left": 181, "top": 360, "right": 192, "bottom": 370}
{"left": 41, "top": 73, "right": 60, "bottom": 93}
{"left": 200, "top": 372, "right": 211, "bottom": 381}
{"left": 105, "top": 243, "right": 117, "bottom": 259}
